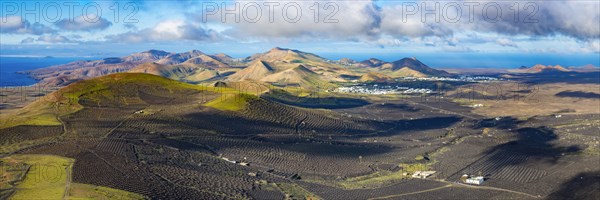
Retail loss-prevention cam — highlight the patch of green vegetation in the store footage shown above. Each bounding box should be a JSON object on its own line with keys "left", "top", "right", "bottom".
{"left": 0, "top": 73, "right": 234, "bottom": 129}
{"left": 305, "top": 162, "right": 431, "bottom": 190}
{"left": 204, "top": 93, "right": 257, "bottom": 111}
{"left": 0, "top": 137, "right": 60, "bottom": 154}
{"left": 68, "top": 183, "right": 146, "bottom": 200}
{"left": 415, "top": 155, "right": 425, "bottom": 161}
{"left": 290, "top": 59, "right": 305, "bottom": 63}
{"left": 340, "top": 170, "right": 406, "bottom": 189}
{"left": 451, "top": 98, "right": 477, "bottom": 106}
{"left": 554, "top": 119, "right": 600, "bottom": 129}
{"left": 581, "top": 146, "right": 600, "bottom": 155}
{"left": 0, "top": 160, "right": 27, "bottom": 190}
{"left": 2, "top": 154, "right": 73, "bottom": 199}
{"left": 1, "top": 154, "right": 146, "bottom": 200}
{"left": 274, "top": 182, "right": 320, "bottom": 200}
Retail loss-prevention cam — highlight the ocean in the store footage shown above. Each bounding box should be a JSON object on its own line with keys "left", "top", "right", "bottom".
{"left": 0, "top": 57, "right": 97, "bottom": 87}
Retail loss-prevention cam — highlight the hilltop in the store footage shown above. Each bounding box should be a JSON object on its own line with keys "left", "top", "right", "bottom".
{"left": 227, "top": 47, "right": 346, "bottom": 88}
{"left": 129, "top": 62, "right": 221, "bottom": 83}
{"left": 511, "top": 64, "right": 571, "bottom": 73}
{"left": 0, "top": 73, "right": 213, "bottom": 128}
{"left": 23, "top": 50, "right": 173, "bottom": 86}
{"left": 21, "top": 47, "right": 452, "bottom": 88}
{"left": 354, "top": 57, "right": 451, "bottom": 78}
{"left": 22, "top": 50, "right": 238, "bottom": 86}
{"left": 359, "top": 72, "right": 392, "bottom": 82}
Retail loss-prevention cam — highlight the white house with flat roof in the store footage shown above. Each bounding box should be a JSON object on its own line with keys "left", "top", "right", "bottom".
{"left": 465, "top": 176, "right": 485, "bottom": 185}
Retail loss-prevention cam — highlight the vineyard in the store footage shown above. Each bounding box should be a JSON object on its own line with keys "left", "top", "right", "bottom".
{"left": 1, "top": 73, "right": 598, "bottom": 199}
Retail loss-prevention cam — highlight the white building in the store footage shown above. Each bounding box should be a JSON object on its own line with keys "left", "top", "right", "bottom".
{"left": 465, "top": 176, "right": 485, "bottom": 185}
{"left": 411, "top": 171, "right": 436, "bottom": 178}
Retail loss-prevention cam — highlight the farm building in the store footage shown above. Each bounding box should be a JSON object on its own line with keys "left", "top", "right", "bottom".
{"left": 465, "top": 176, "right": 485, "bottom": 185}
{"left": 460, "top": 174, "right": 469, "bottom": 182}
{"left": 411, "top": 171, "right": 436, "bottom": 179}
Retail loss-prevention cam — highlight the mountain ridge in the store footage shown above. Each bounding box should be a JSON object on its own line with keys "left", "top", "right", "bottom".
{"left": 21, "top": 47, "right": 454, "bottom": 87}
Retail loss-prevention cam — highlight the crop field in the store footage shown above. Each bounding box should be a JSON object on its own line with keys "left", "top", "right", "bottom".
{"left": 0, "top": 126, "right": 62, "bottom": 145}
{"left": 0, "top": 74, "right": 599, "bottom": 199}
{"left": 0, "top": 154, "right": 147, "bottom": 200}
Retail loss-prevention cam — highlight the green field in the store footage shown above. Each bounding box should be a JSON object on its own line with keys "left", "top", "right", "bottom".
{"left": 1, "top": 154, "right": 144, "bottom": 200}
{"left": 204, "top": 93, "right": 258, "bottom": 111}
{"left": 68, "top": 183, "right": 145, "bottom": 200}
{"left": 2, "top": 154, "right": 72, "bottom": 199}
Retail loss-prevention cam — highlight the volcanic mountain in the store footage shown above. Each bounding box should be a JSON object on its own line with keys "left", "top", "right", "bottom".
{"left": 359, "top": 72, "right": 392, "bottom": 82}
{"left": 336, "top": 58, "right": 357, "bottom": 66}
{"left": 355, "top": 57, "right": 451, "bottom": 78}
{"left": 23, "top": 50, "right": 173, "bottom": 86}
{"left": 388, "top": 57, "right": 452, "bottom": 77}
{"left": 23, "top": 47, "right": 449, "bottom": 87}
{"left": 155, "top": 50, "right": 205, "bottom": 65}
{"left": 511, "top": 64, "right": 571, "bottom": 73}
{"left": 227, "top": 60, "right": 275, "bottom": 81}
{"left": 356, "top": 58, "right": 390, "bottom": 68}
{"left": 24, "top": 50, "right": 239, "bottom": 86}
{"left": 228, "top": 47, "right": 344, "bottom": 87}
{"left": 0, "top": 73, "right": 203, "bottom": 128}
{"left": 129, "top": 62, "right": 221, "bottom": 83}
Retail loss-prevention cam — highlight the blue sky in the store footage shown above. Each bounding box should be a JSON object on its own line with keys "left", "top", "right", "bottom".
{"left": 1, "top": 0, "right": 599, "bottom": 68}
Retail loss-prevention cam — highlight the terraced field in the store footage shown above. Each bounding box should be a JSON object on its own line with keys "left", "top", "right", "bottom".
{"left": 1, "top": 73, "right": 599, "bottom": 199}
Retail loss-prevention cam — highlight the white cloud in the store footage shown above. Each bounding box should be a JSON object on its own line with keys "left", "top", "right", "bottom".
{"left": 20, "top": 37, "right": 35, "bottom": 44}
{"left": 4, "top": 0, "right": 596, "bottom": 54}
{"left": 379, "top": 4, "right": 452, "bottom": 38}
{"left": 0, "top": 16, "right": 55, "bottom": 35}
{"left": 106, "top": 19, "right": 220, "bottom": 43}
{"left": 496, "top": 38, "right": 518, "bottom": 48}
{"left": 36, "top": 34, "right": 76, "bottom": 44}
{"left": 203, "top": 0, "right": 381, "bottom": 40}
{"left": 54, "top": 15, "right": 112, "bottom": 31}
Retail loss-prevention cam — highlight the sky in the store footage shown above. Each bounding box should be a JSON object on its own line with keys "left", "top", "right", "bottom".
{"left": 1, "top": 0, "right": 599, "bottom": 68}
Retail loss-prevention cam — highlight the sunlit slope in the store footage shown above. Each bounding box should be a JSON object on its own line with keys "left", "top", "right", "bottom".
{"left": 229, "top": 47, "right": 347, "bottom": 88}
{"left": 0, "top": 73, "right": 227, "bottom": 128}
{"left": 227, "top": 60, "right": 275, "bottom": 81}
{"left": 0, "top": 154, "right": 145, "bottom": 200}
{"left": 130, "top": 62, "right": 220, "bottom": 83}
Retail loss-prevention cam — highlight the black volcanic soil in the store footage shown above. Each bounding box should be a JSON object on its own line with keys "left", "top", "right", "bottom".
{"left": 3, "top": 79, "right": 600, "bottom": 199}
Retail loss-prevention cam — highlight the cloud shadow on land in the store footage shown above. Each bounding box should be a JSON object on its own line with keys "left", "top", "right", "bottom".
{"left": 511, "top": 72, "right": 600, "bottom": 85}
{"left": 555, "top": 90, "right": 600, "bottom": 99}
{"left": 483, "top": 126, "right": 581, "bottom": 169}
{"left": 262, "top": 89, "right": 370, "bottom": 109}
{"left": 546, "top": 171, "right": 600, "bottom": 200}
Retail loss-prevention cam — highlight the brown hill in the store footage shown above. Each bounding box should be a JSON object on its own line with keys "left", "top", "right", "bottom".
{"left": 337, "top": 58, "right": 357, "bottom": 66}
{"left": 510, "top": 64, "right": 571, "bottom": 73}
{"left": 227, "top": 60, "right": 275, "bottom": 81}
{"left": 228, "top": 47, "right": 348, "bottom": 87}
{"left": 209, "top": 53, "right": 245, "bottom": 66}
{"left": 129, "top": 62, "right": 220, "bottom": 83}
{"left": 356, "top": 58, "right": 387, "bottom": 68}
{"left": 355, "top": 57, "right": 450, "bottom": 78}
{"left": 23, "top": 50, "right": 173, "bottom": 86}
{"left": 359, "top": 72, "right": 392, "bottom": 82}
{"left": 156, "top": 50, "right": 205, "bottom": 65}
{"left": 182, "top": 54, "right": 230, "bottom": 69}
{"left": 389, "top": 57, "right": 451, "bottom": 77}
{"left": 261, "top": 65, "right": 332, "bottom": 88}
